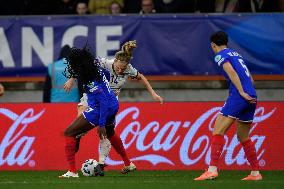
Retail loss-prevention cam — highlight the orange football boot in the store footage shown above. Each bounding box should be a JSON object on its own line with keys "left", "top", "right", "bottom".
{"left": 194, "top": 170, "right": 218, "bottom": 181}
{"left": 241, "top": 174, "right": 262, "bottom": 181}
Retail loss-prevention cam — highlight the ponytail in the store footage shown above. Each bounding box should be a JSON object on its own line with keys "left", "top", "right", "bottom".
{"left": 115, "top": 40, "right": 137, "bottom": 63}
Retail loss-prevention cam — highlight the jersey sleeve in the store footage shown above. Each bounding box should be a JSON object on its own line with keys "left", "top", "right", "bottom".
{"left": 214, "top": 54, "right": 229, "bottom": 67}
{"left": 127, "top": 64, "right": 139, "bottom": 78}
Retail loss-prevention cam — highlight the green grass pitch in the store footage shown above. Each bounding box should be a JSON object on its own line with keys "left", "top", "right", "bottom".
{"left": 0, "top": 171, "right": 283, "bottom": 189}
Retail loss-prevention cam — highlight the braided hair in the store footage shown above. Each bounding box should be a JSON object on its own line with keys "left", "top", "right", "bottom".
{"left": 63, "top": 46, "right": 101, "bottom": 85}
{"left": 115, "top": 40, "right": 137, "bottom": 63}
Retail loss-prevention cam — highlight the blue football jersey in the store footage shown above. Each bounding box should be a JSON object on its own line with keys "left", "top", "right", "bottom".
{"left": 214, "top": 48, "right": 257, "bottom": 97}
{"left": 83, "top": 70, "right": 118, "bottom": 127}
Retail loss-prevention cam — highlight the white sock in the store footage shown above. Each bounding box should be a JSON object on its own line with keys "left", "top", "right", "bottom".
{"left": 208, "top": 166, "right": 218, "bottom": 173}
{"left": 98, "top": 139, "right": 111, "bottom": 164}
{"left": 251, "top": 171, "right": 260, "bottom": 176}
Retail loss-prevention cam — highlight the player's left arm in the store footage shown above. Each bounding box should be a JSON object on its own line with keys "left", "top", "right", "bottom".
{"left": 135, "top": 73, "right": 164, "bottom": 104}
{"left": 223, "top": 62, "right": 256, "bottom": 103}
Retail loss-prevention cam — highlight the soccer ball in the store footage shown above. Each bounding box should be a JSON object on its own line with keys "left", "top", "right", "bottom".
{"left": 81, "top": 159, "right": 98, "bottom": 177}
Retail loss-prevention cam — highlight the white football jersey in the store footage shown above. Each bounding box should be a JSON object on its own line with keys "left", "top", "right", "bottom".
{"left": 99, "top": 58, "right": 139, "bottom": 91}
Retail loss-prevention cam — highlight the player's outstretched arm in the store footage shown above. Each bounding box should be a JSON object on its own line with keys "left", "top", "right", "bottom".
{"left": 223, "top": 62, "right": 256, "bottom": 104}
{"left": 64, "top": 78, "right": 75, "bottom": 93}
{"left": 136, "top": 73, "right": 164, "bottom": 104}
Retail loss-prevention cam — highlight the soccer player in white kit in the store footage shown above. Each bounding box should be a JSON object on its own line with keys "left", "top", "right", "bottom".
{"left": 64, "top": 41, "right": 163, "bottom": 171}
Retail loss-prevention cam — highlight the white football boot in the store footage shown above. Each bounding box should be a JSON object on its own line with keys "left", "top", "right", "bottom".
{"left": 59, "top": 171, "right": 79, "bottom": 178}
{"left": 121, "top": 162, "right": 136, "bottom": 174}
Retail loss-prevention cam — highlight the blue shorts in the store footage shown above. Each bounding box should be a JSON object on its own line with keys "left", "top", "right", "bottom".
{"left": 220, "top": 94, "right": 257, "bottom": 122}
{"left": 82, "top": 105, "right": 118, "bottom": 126}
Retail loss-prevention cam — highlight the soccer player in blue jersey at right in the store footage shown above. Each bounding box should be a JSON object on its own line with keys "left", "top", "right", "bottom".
{"left": 194, "top": 31, "right": 262, "bottom": 181}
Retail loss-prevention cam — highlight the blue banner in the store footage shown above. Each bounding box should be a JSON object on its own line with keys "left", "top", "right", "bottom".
{"left": 0, "top": 14, "right": 284, "bottom": 76}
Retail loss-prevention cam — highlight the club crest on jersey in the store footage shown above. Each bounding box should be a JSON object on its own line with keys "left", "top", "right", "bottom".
{"left": 87, "top": 82, "right": 98, "bottom": 93}
{"left": 215, "top": 55, "right": 222, "bottom": 62}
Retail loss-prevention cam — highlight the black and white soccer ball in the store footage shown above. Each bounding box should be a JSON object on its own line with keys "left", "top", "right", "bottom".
{"left": 81, "top": 159, "right": 98, "bottom": 177}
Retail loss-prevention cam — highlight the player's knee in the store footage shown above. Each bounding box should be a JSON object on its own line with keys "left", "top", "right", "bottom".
{"left": 237, "top": 135, "right": 243, "bottom": 142}
{"left": 237, "top": 134, "right": 248, "bottom": 143}
{"left": 64, "top": 127, "right": 76, "bottom": 137}
{"left": 64, "top": 129, "right": 72, "bottom": 137}
{"left": 213, "top": 128, "right": 226, "bottom": 135}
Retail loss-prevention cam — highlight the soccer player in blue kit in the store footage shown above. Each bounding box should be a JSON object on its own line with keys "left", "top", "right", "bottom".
{"left": 194, "top": 31, "right": 262, "bottom": 181}
{"left": 59, "top": 47, "right": 135, "bottom": 178}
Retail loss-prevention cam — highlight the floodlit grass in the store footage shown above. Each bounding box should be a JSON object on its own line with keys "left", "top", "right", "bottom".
{"left": 0, "top": 170, "right": 283, "bottom": 189}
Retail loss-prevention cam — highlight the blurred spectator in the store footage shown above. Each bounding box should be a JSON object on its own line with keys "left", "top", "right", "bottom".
{"left": 155, "top": 0, "right": 195, "bottom": 13}
{"left": 140, "top": 0, "right": 156, "bottom": 14}
{"left": 0, "top": 83, "right": 4, "bottom": 97}
{"left": 109, "top": 1, "right": 123, "bottom": 14}
{"left": 43, "top": 45, "right": 80, "bottom": 103}
{"left": 124, "top": 0, "right": 141, "bottom": 13}
{"left": 88, "top": 0, "right": 123, "bottom": 14}
{"left": 76, "top": 1, "right": 90, "bottom": 15}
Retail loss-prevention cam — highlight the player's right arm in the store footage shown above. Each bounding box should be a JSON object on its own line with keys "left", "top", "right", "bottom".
{"left": 223, "top": 62, "right": 256, "bottom": 104}
{"left": 136, "top": 73, "right": 164, "bottom": 104}
{"left": 127, "top": 64, "right": 163, "bottom": 104}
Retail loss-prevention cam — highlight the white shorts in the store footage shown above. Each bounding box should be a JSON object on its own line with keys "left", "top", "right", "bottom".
{"left": 78, "top": 93, "right": 88, "bottom": 107}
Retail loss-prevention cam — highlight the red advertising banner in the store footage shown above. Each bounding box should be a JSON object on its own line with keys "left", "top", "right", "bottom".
{"left": 0, "top": 102, "right": 283, "bottom": 170}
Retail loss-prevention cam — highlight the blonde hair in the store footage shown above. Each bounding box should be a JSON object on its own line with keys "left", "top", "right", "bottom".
{"left": 115, "top": 40, "right": 137, "bottom": 63}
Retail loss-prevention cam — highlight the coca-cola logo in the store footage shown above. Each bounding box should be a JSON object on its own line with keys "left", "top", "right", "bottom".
{"left": 106, "top": 106, "right": 276, "bottom": 167}
{"left": 0, "top": 108, "right": 45, "bottom": 167}
{"left": 0, "top": 104, "right": 277, "bottom": 169}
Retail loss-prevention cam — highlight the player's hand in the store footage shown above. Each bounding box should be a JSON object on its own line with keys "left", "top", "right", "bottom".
{"left": 0, "top": 84, "right": 4, "bottom": 96}
{"left": 64, "top": 78, "right": 75, "bottom": 93}
{"left": 240, "top": 92, "right": 256, "bottom": 104}
{"left": 97, "top": 127, "right": 107, "bottom": 140}
{"left": 153, "top": 94, "right": 164, "bottom": 104}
